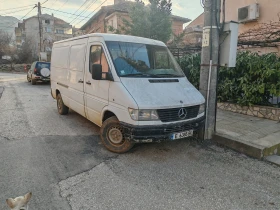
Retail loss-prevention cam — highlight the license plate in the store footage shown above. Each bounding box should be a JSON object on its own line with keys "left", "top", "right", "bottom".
{"left": 171, "top": 130, "right": 193, "bottom": 140}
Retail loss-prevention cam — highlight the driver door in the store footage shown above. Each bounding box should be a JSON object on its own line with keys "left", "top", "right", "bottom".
{"left": 84, "top": 43, "right": 111, "bottom": 126}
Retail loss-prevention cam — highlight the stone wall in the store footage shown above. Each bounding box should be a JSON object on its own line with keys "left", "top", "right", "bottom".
{"left": 217, "top": 102, "right": 280, "bottom": 122}
{"left": 0, "top": 64, "right": 29, "bottom": 72}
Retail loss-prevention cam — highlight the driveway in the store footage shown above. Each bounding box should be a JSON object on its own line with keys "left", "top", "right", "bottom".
{"left": 0, "top": 73, "right": 279, "bottom": 210}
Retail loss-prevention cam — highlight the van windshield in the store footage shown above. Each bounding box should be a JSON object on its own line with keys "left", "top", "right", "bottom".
{"left": 106, "top": 41, "right": 185, "bottom": 78}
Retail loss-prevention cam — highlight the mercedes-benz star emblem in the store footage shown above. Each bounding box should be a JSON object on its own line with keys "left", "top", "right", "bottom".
{"left": 178, "top": 108, "right": 187, "bottom": 119}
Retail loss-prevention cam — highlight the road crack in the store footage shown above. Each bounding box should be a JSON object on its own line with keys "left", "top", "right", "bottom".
{"left": 0, "top": 86, "right": 4, "bottom": 99}
{"left": 57, "top": 155, "right": 119, "bottom": 209}
{"left": 0, "top": 135, "right": 14, "bottom": 141}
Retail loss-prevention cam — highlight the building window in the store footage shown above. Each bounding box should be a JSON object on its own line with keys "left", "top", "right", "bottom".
{"left": 56, "top": 29, "right": 64, "bottom": 34}
{"left": 45, "top": 27, "right": 52, "bottom": 33}
{"left": 45, "top": 20, "right": 50, "bottom": 24}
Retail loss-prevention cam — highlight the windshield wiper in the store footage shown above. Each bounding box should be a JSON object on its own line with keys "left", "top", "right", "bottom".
{"left": 154, "top": 73, "right": 183, "bottom": 78}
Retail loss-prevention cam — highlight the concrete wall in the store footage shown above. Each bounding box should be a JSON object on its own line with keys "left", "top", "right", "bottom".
{"left": 106, "top": 13, "right": 119, "bottom": 33}
{"left": 172, "top": 19, "right": 185, "bottom": 35}
{"left": 223, "top": 0, "right": 280, "bottom": 34}
{"left": 185, "top": 0, "right": 280, "bottom": 54}
{"left": 187, "top": 13, "right": 204, "bottom": 28}
{"left": 188, "top": 0, "right": 280, "bottom": 29}
{"left": 0, "top": 64, "right": 30, "bottom": 72}
{"left": 218, "top": 102, "right": 280, "bottom": 122}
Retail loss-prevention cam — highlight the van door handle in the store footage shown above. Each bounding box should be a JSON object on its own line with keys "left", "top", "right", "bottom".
{"left": 78, "top": 79, "right": 84, "bottom": 83}
{"left": 86, "top": 81, "right": 91, "bottom": 85}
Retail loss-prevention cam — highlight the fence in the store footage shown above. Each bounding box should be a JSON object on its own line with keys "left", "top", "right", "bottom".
{"left": 169, "top": 46, "right": 202, "bottom": 59}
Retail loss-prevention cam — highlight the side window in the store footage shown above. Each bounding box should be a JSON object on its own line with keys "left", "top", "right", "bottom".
{"left": 90, "top": 45, "right": 109, "bottom": 79}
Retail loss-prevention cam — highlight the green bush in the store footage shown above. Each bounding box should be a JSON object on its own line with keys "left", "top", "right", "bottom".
{"left": 177, "top": 53, "right": 201, "bottom": 89}
{"left": 177, "top": 51, "right": 280, "bottom": 107}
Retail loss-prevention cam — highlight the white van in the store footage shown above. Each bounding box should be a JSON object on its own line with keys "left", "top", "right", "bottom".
{"left": 51, "top": 33, "right": 205, "bottom": 153}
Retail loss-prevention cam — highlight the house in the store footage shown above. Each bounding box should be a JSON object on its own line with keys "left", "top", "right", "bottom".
{"left": 80, "top": 0, "right": 190, "bottom": 41}
{"left": 184, "top": 0, "right": 280, "bottom": 55}
{"left": 73, "top": 27, "right": 85, "bottom": 37}
{"left": 15, "top": 14, "right": 73, "bottom": 61}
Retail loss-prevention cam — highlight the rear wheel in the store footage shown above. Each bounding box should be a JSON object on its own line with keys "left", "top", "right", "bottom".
{"left": 100, "top": 116, "right": 134, "bottom": 153}
{"left": 57, "top": 93, "right": 69, "bottom": 115}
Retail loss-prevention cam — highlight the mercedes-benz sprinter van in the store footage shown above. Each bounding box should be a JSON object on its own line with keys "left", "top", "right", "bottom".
{"left": 51, "top": 33, "right": 205, "bottom": 153}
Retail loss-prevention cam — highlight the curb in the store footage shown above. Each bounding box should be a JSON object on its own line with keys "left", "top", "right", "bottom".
{"left": 213, "top": 133, "right": 265, "bottom": 159}
{"left": 213, "top": 133, "right": 280, "bottom": 160}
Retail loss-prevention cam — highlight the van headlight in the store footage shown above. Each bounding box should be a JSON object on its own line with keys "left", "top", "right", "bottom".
{"left": 128, "top": 108, "right": 159, "bottom": 121}
{"left": 198, "top": 104, "right": 205, "bottom": 115}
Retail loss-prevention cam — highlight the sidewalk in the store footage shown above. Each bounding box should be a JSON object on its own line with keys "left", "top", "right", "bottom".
{"left": 0, "top": 72, "right": 26, "bottom": 82}
{"left": 214, "top": 110, "right": 280, "bottom": 163}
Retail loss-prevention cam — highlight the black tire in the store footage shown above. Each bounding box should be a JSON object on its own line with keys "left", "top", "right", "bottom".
{"left": 31, "top": 79, "right": 36, "bottom": 85}
{"left": 57, "top": 93, "right": 69, "bottom": 115}
{"left": 27, "top": 75, "right": 31, "bottom": 82}
{"left": 100, "top": 116, "right": 134, "bottom": 153}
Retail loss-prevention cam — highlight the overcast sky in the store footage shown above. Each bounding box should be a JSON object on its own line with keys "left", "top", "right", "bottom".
{"left": 0, "top": 0, "right": 203, "bottom": 28}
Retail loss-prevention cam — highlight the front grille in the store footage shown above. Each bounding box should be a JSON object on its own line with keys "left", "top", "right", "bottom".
{"left": 157, "top": 105, "right": 200, "bottom": 122}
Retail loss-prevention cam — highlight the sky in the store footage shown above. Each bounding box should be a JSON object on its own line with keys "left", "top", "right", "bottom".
{"left": 0, "top": 0, "right": 204, "bottom": 28}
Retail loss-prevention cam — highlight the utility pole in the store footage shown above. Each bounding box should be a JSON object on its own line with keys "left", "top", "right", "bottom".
{"left": 199, "top": 0, "right": 221, "bottom": 140}
{"left": 37, "top": 2, "right": 42, "bottom": 60}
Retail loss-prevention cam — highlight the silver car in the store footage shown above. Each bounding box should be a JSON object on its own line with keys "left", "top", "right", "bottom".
{"left": 27, "top": 61, "right": 51, "bottom": 85}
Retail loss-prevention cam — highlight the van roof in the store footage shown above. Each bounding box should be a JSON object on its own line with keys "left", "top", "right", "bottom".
{"left": 53, "top": 33, "right": 166, "bottom": 46}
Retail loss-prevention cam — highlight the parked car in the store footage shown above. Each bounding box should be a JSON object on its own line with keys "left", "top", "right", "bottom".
{"left": 27, "top": 61, "right": 51, "bottom": 85}
{"left": 50, "top": 33, "right": 205, "bottom": 153}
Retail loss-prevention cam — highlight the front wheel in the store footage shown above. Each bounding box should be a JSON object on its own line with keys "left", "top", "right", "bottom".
{"left": 27, "top": 75, "right": 31, "bottom": 82}
{"left": 57, "top": 93, "right": 69, "bottom": 115}
{"left": 100, "top": 116, "right": 134, "bottom": 153}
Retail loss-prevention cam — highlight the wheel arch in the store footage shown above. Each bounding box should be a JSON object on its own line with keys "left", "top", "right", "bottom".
{"left": 102, "top": 110, "right": 117, "bottom": 123}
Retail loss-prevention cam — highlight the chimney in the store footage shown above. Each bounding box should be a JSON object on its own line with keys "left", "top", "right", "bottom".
{"left": 114, "top": 0, "right": 125, "bottom": 4}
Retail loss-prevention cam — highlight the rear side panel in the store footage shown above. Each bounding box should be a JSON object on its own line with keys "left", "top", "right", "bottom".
{"left": 51, "top": 43, "right": 71, "bottom": 106}
{"left": 67, "top": 38, "right": 88, "bottom": 117}
{"left": 51, "top": 38, "right": 88, "bottom": 117}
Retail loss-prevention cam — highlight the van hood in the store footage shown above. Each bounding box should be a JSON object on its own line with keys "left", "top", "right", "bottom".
{"left": 120, "top": 77, "right": 205, "bottom": 109}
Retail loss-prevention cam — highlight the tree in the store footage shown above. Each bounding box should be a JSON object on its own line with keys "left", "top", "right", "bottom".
{"left": 168, "top": 31, "right": 186, "bottom": 47}
{"left": 0, "top": 30, "right": 13, "bottom": 59}
{"left": 121, "top": 0, "right": 173, "bottom": 43}
{"left": 17, "top": 38, "right": 35, "bottom": 63}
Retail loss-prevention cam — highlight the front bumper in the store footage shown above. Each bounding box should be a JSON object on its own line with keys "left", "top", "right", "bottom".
{"left": 121, "top": 116, "right": 205, "bottom": 143}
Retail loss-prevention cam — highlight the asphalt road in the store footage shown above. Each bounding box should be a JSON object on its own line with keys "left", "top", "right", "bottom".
{"left": 0, "top": 73, "right": 280, "bottom": 210}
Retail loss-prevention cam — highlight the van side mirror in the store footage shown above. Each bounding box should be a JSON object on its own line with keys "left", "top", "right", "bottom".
{"left": 92, "top": 64, "right": 102, "bottom": 80}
